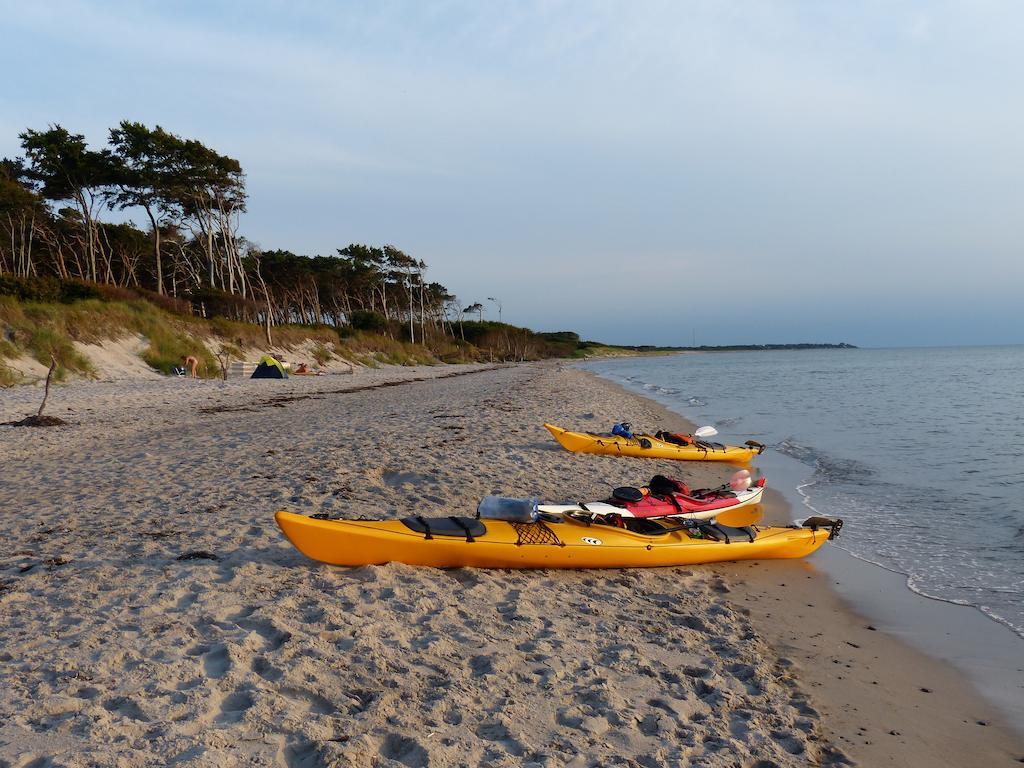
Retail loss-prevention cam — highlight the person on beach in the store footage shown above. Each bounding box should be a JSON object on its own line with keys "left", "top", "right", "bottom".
{"left": 182, "top": 355, "right": 199, "bottom": 378}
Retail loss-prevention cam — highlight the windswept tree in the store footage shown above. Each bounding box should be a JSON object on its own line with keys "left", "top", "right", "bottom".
{"left": 336, "top": 243, "right": 388, "bottom": 315}
{"left": 19, "top": 125, "right": 118, "bottom": 282}
{"left": 384, "top": 244, "right": 420, "bottom": 342}
{"left": 3, "top": 121, "right": 530, "bottom": 356}
{"left": 108, "top": 121, "right": 185, "bottom": 294}
{"left": 175, "top": 138, "right": 247, "bottom": 294}
{"left": 0, "top": 159, "right": 46, "bottom": 277}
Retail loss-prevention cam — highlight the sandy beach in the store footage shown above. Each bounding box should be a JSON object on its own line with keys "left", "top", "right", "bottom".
{"left": 2, "top": 362, "right": 1022, "bottom": 767}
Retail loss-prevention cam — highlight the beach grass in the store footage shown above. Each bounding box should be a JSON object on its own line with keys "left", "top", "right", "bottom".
{"left": 0, "top": 291, "right": 656, "bottom": 384}
{"left": 0, "top": 361, "right": 18, "bottom": 387}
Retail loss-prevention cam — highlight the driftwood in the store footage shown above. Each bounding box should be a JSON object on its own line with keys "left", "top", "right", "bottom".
{"left": 216, "top": 347, "right": 232, "bottom": 381}
{"left": 5, "top": 355, "right": 69, "bottom": 427}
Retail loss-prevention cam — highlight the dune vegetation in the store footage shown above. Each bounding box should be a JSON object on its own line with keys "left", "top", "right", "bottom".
{"left": 0, "top": 122, "right": 634, "bottom": 384}
{"left": 0, "top": 276, "right": 615, "bottom": 384}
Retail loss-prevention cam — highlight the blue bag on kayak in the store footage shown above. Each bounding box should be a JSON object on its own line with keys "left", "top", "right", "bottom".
{"left": 612, "top": 422, "right": 634, "bottom": 440}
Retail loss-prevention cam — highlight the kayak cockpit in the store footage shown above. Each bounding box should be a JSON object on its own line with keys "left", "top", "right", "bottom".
{"left": 401, "top": 516, "right": 486, "bottom": 540}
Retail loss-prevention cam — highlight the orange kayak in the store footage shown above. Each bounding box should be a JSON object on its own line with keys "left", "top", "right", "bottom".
{"left": 275, "top": 510, "right": 841, "bottom": 569}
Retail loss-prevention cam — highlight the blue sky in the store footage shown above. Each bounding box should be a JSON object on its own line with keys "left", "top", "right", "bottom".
{"left": 2, "top": 1, "right": 1022, "bottom": 346}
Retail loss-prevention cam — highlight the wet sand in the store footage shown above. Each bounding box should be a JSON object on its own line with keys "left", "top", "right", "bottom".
{"left": 1, "top": 362, "right": 1021, "bottom": 766}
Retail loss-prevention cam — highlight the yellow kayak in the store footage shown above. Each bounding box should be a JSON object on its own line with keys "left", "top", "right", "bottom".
{"left": 275, "top": 510, "right": 841, "bottom": 569}
{"left": 544, "top": 423, "right": 765, "bottom": 463}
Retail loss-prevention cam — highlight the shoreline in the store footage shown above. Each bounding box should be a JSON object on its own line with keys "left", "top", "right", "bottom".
{"left": 754, "top": 426, "right": 1024, "bottom": 728}
{"left": 581, "top": 366, "right": 1024, "bottom": 760}
{"left": 1, "top": 361, "right": 1021, "bottom": 765}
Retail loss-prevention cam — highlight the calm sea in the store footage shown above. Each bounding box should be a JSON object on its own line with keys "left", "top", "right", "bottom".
{"left": 582, "top": 347, "right": 1024, "bottom": 639}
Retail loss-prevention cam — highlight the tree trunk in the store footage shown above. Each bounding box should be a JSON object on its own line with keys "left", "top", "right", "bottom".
{"left": 418, "top": 270, "right": 426, "bottom": 343}
{"left": 143, "top": 204, "right": 163, "bottom": 294}
{"left": 75, "top": 190, "right": 97, "bottom": 281}
{"left": 253, "top": 259, "right": 273, "bottom": 346}
{"left": 406, "top": 268, "right": 415, "bottom": 344}
{"left": 37, "top": 355, "right": 57, "bottom": 417}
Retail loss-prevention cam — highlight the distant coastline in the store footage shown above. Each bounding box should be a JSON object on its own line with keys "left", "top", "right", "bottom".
{"left": 598, "top": 342, "right": 858, "bottom": 353}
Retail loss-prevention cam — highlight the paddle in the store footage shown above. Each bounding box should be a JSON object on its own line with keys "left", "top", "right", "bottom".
{"left": 537, "top": 501, "right": 764, "bottom": 528}
{"left": 693, "top": 425, "right": 718, "bottom": 438}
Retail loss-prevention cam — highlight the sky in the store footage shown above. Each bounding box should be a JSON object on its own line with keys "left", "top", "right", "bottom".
{"left": 1, "top": 1, "right": 1022, "bottom": 347}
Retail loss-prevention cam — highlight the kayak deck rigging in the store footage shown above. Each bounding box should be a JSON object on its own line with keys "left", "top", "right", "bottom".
{"left": 276, "top": 510, "right": 843, "bottom": 569}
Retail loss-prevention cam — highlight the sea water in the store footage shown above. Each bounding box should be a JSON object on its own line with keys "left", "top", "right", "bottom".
{"left": 581, "top": 347, "right": 1024, "bottom": 640}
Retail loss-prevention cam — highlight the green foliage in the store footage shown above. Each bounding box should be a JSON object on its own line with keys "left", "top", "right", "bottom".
{"left": 0, "top": 295, "right": 209, "bottom": 378}
{"left": 350, "top": 353, "right": 379, "bottom": 368}
{"left": 349, "top": 310, "right": 388, "bottom": 332}
{"left": 139, "top": 325, "right": 216, "bottom": 376}
{"left": 333, "top": 331, "right": 449, "bottom": 366}
{"left": 107, "top": 121, "right": 199, "bottom": 222}
{"left": 0, "top": 274, "right": 101, "bottom": 303}
{"left": 0, "top": 273, "right": 630, "bottom": 386}
{"left": 189, "top": 287, "right": 261, "bottom": 321}
{"left": 0, "top": 299, "right": 95, "bottom": 380}
{"left": 217, "top": 341, "right": 244, "bottom": 359}
{"left": 457, "top": 320, "right": 582, "bottom": 361}
{"left": 19, "top": 125, "right": 119, "bottom": 204}
{"left": 537, "top": 331, "right": 581, "bottom": 345}
{"left": 8, "top": 122, "right": 618, "bottom": 369}
{"left": 0, "top": 303, "right": 94, "bottom": 378}
{"left": 93, "top": 283, "right": 193, "bottom": 315}
{"left": 311, "top": 342, "right": 332, "bottom": 366}
{"left": 0, "top": 162, "right": 44, "bottom": 216}
{"left": 22, "top": 327, "right": 93, "bottom": 380}
{"left": 0, "top": 362, "right": 19, "bottom": 387}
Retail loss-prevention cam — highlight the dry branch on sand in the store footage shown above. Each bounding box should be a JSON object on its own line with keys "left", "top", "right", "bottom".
{"left": 5, "top": 355, "right": 68, "bottom": 427}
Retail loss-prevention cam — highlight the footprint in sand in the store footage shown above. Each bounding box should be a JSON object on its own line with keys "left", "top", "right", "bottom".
{"left": 251, "top": 655, "right": 282, "bottom": 682}
{"left": 380, "top": 733, "right": 429, "bottom": 767}
{"left": 270, "top": 684, "right": 339, "bottom": 718}
{"left": 468, "top": 654, "right": 494, "bottom": 677}
{"left": 102, "top": 696, "right": 149, "bottom": 722}
{"left": 202, "top": 644, "right": 231, "bottom": 679}
{"left": 215, "top": 689, "right": 254, "bottom": 723}
{"left": 637, "top": 712, "right": 664, "bottom": 737}
{"left": 344, "top": 689, "right": 374, "bottom": 716}
{"left": 236, "top": 616, "right": 291, "bottom": 651}
{"left": 475, "top": 722, "right": 526, "bottom": 756}
{"left": 282, "top": 739, "right": 320, "bottom": 768}
{"left": 382, "top": 470, "right": 426, "bottom": 488}
{"left": 770, "top": 728, "right": 807, "bottom": 756}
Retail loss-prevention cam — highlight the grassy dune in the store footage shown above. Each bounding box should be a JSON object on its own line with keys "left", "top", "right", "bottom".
{"left": 0, "top": 298, "right": 523, "bottom": 384}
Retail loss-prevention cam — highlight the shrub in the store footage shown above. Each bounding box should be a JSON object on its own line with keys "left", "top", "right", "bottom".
{"left": 311, "top": 342, "right": 332, "bottom": 366}
{"left": 0, "top": 275, "right": 112, "bottom": 303}
{"left": 0, "top": 338, "right": 18, "bottom": 359}
{"left": 22, "top": 327, "right": 94, "bottom": 381}
{"left": 0, "top": 275, "right": 62, "bottom": 302}
{"left": 186, "top": 287, "right": 262, "bottom": 321}
{"left": 0, "top": 362, "right": 19, "bottom": 387}
{"left": 140, "top": 325, "right": 217, "bottom": 376}
{"left": 349, "top": 310, "right": 388, "bottom": 332}
{"left": 59, "top": 281, "right": 103, "bottom": 302}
